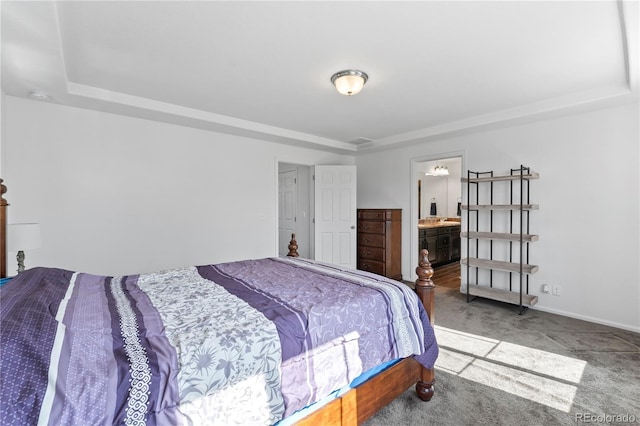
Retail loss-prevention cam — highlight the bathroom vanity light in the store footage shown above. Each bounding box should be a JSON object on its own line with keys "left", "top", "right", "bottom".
{"left": 433, "top": 165, "right": 449, "bottom": 176}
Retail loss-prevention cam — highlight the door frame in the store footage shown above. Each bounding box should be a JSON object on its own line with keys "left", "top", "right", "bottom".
{"left": 278, "top": 167, "right": 298, "bottom": 256}
{"left": 409, "top": 150, "right": 465, "bottom": 281}
{"left": 275, "top": 158, "right": 314, "bottom": 258}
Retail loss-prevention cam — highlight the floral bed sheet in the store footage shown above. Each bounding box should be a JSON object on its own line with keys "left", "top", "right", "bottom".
{"left": 0, "top": 257, "right": 438, "bottom": 425}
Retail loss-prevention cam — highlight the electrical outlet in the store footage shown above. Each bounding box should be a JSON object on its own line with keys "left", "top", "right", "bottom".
{"left": 552, "top": 285, "right": 561, "bottom": 296}
{"left": 542, "top": 284, "right": 550, "bottom": 294}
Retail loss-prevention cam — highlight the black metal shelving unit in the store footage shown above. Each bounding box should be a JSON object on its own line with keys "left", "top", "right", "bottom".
{"left": 461, "top": 165, "right": 539, "bottom": 314}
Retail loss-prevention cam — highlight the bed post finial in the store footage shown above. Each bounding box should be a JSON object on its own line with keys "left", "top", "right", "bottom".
{"left": 415, "top": 249, "right": 434, "bottom": 285}
{"left": 287, "top": 233, "right": 299, "bottom": 257}
{"left": 1, "top": 178, "right": 8, "bottom": 279}
{"left": 0, "top": 179, "right": 6, "bottom": 205}
{"left": 414, "top": 248, "right": 435, "bottom": 401}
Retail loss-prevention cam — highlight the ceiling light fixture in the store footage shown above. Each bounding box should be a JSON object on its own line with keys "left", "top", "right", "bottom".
{"left": 433, "top": 165, "right": 450, "bottom": 176}
{"left": 331, "top": 70, "right": 368, "bottom": 96}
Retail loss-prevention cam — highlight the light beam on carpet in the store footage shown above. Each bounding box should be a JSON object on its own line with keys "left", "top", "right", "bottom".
{"left": 433, "top": 326, "right": 587, "bottom": 413}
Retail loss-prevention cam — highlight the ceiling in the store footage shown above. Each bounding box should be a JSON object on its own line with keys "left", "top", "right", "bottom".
{"left": 2, "top": 1, "right": 638, "bottom": 154}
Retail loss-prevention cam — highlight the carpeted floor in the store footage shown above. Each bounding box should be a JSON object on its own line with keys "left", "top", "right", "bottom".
{"left": 363, "top": 286, "right": 640, "bottom": 426}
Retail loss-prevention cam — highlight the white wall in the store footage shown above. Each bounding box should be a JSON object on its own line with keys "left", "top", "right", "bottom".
{"left": 4, "top": 95, "right": 638, "bottom": 331}
{"left": 3, "top": 96, "right": 353, "bottom": 275}
{"left": 357, "top": 103, "right": 640, "bottom": 332}
{"left": 421, "top": 176, "right": 447, "bottom": 217}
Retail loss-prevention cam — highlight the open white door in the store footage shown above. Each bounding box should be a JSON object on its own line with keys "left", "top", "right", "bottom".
{"left": 313, "top": 165, "right": 357, "bottom": 269}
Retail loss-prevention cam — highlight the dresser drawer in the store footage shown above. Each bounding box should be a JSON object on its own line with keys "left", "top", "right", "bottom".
{"left": 357, "top": 221, "right": 385, "bottom": 234}
{"left": 358, "top": 233, "right": 385, "bottom": 248}
{"left": 357, "top": 259, "right": 385, "bottom": 276}
{"left": 358, "top": 246, "right": 385, "bottom": 261}
{"left": 356, "top": 208, "right": 401, "bottom": 280}
{"left": 358, "top": 210, "right": 387, "bottom": 221}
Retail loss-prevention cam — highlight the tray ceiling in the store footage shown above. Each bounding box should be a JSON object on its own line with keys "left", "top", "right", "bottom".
{"left": 2, "top": 1, "right": 637, "bottom": 153}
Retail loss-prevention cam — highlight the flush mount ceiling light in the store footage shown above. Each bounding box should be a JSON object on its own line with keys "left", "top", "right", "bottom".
{"left": 331, "top": 70, "right": 368, "bottom": 96}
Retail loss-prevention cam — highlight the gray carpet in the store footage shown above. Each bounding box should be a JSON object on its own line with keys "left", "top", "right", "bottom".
{"left": 364, "top": 286, "right": 640, "bottom": 426}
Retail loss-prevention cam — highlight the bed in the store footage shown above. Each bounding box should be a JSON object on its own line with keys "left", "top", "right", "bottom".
{"left": 0, "top": 178, "right": 438, "bottom": 425}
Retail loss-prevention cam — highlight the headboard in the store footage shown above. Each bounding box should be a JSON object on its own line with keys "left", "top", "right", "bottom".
{"left": 1, "top": 178, "right": 7, "bottom": 278}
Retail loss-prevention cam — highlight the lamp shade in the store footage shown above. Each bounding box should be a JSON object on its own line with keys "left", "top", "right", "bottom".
{"left": 8, "top": 223, "right": 42, "bottom": 252}
{"left": 331, "top": 70, "right": 368, "bottom": 96}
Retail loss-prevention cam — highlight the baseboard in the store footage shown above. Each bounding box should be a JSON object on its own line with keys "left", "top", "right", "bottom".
{"left": 459, "top": 286, "right": 640, "bottom": 333}
{"left": 530, "top": 305, "right": 640, "bottom": 334}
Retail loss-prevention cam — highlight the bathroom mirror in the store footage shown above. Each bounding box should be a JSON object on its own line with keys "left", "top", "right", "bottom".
{"left": 416, "top": 157, "right": 462, "bottom": 219}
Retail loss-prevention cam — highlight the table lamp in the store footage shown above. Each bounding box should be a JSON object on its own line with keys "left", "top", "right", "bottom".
{"left": 7, "top": 223, "right": 42, "bottom": 273}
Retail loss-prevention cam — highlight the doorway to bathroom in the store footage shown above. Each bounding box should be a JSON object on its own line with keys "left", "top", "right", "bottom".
{"left": 410, "top": 153, "right": 464, "bottom": 288}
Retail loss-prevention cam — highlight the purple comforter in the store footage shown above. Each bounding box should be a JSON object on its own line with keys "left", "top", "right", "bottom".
{"left": 0, "top": 257, "right": 438, "bottom": 425}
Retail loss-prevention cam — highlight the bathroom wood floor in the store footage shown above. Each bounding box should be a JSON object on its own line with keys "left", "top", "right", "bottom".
{"left": 433, "top": 262, "right": 461, "bottom": 289}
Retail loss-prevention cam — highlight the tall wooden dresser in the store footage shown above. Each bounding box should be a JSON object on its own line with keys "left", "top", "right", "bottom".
{"left": 357, "top": 208, "right": 402, "bottom": 280}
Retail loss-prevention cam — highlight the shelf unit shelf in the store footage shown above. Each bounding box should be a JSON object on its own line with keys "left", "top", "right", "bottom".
{"left": 463, "top": 165, "right": 539, "bottom": 315}
{"left": 468, "top": 285, "right": 538, "bottom": 307}
{"left": 461, "top": 231, "right": 539, "bottom": 242}
{"left": 461, "top": 173, "right": 539, "bottom": 183}
{"left": 462, "top": 204, "right": 539, "bottom": 211}
{"left": 461, "top": 257, "right": 538, "bottom": 274}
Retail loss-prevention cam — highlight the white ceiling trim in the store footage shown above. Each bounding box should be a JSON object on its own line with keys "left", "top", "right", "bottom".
{"left": 358, "top": 83, "right": 636, "bottom": 153}
{"left": 66, "top": 81, "right": 358, "bottom": 153}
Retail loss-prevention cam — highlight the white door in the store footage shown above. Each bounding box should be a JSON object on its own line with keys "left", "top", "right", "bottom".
{"left": 313, "top": 165, "right": 357, "bottom": 269}
{"left": 278, "top": 169, "right": 297, "bottom": 256}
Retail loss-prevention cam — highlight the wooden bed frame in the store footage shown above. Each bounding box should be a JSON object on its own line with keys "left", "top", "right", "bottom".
{"left": 289, "top": 233, "right": 436, "bottom": 425}
{"left": 0, "top": 182, "right": 436, "bottom": 425}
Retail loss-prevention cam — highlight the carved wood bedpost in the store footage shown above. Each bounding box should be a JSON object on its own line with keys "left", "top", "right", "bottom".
{"left": 287, "top": 233, "right": 299, "bottom": 257}
{"left": 414, "top": 248, "right": 435, "bottom": 401}
{"left": 1, "top": 179, "right": 7, "bottom": 278}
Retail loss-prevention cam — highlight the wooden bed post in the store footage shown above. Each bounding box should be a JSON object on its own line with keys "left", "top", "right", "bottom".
{"left": 414, "top": 248, "right": 435, "bottom": 401}
{"left": 287, "top": 233, "right": 299, "bottom": 257}
{"left": 0, "top": 178, "right": 7, "bottom": 279}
